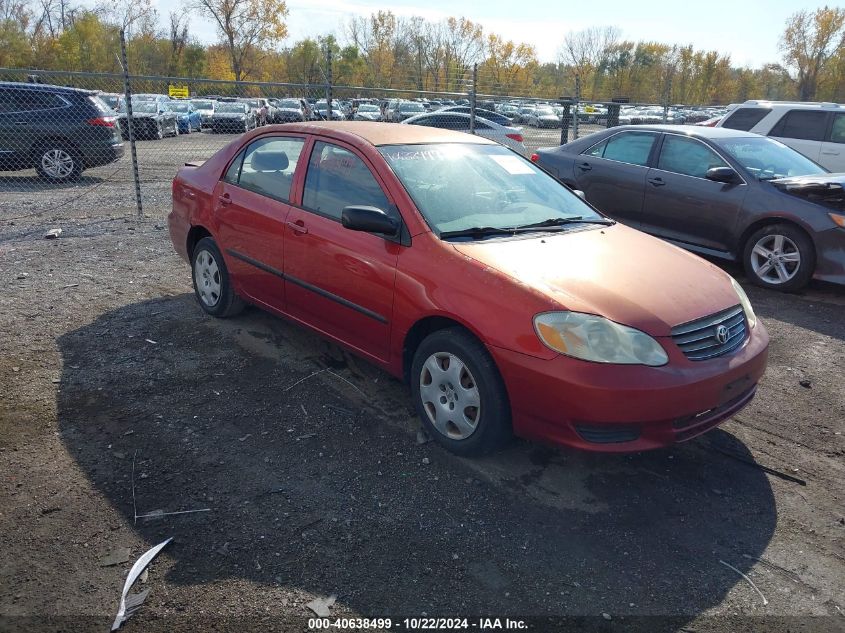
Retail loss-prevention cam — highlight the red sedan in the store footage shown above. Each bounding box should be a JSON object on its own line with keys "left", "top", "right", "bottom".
{"left": 168, "top": 122, "right": 769, "bottom": 455}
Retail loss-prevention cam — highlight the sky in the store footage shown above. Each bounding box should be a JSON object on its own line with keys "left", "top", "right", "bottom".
{"left": 158, "top": 0, "right": 821, "bottom": 68}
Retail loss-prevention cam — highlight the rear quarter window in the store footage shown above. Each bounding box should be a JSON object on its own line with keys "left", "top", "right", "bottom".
{"left": 768, "top": 110, "right": 828, "bottom": 142}
{"left": 721, "top": 107, "right": 771, "bottom": 131}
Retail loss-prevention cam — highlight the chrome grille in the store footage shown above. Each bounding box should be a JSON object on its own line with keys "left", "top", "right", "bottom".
{"left": 671, "top": 305, "right": 747, "bottom": 361}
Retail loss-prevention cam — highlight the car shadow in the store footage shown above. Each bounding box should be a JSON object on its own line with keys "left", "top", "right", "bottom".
{"left": 56, "top": 295, "right": 777, "bottom": 627}
{"left": 0, "top": 173, "right": 106, "bottom": 193}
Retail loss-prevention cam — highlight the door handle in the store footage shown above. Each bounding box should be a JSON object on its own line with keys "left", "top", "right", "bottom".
{"left": 218, "top": 194, "right": 231, "bottom": 206}
{"left": 821, "top": 150, "right": 840, "bottom": 155}
{"left": 577, "top": 162, "right": 592, "bottom": 172}
{"left": 648, "top": 177, "right": 666, "bottom": 187}
{"left": 287, "top": 220, "right": 308, "bottom": 234}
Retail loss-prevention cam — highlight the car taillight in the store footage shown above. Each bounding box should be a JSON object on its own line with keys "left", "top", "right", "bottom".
{"left": 530, "top": 153, "right": 539, "bottom": 162}
{"left": 88, "top": 116, "right": 116, "bottom": 127}
{"left": 506, "top": 133, "right": 524, "bottom": 142}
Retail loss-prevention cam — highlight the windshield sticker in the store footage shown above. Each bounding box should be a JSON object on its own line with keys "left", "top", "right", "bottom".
{"left": 490, "top": 155, "right": 534, "bottom": 175}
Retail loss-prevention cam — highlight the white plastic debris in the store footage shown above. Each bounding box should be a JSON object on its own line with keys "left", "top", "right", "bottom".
{"left": 306, "top": 594, "right": 337, "bottom": 617}
{"left": 44, "top": 228, "right": 62, "bottom": 239}
{"left": 111, "top": 537, "right": 172, "bottom": 630}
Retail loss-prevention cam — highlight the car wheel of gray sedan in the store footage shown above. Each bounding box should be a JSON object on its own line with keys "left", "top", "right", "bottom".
{"left": 743, "top": 223, "right": 814, "bottom": 292}
{"left": 155, "top": 122, "right": 164, "bottom": 140}
{"left": 35, "top": 145, "right": 82, "bottom": 182}
{"left": 191, "top": 237, "right": 245, "bottom": 318}
{"left": 411, "top": 327, "right": 512, "bottom": 456}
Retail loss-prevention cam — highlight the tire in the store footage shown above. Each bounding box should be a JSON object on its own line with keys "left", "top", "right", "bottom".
{"left": 173, "top": 121, "right": 179, "bottom": 137}
{"left": 743, "top": 223, "right": 815, "bottom": 292}
{"left": 34, "top": 144, "right": 82, "bottom": 182}
{"left": 411, "top": 327, "right": 512, "bottom": 456}
{"left": 155, "top": 122, "right": 164, "bottom": 140}
{"left": 191, "top": 237, "right": 245, "bottom": 318}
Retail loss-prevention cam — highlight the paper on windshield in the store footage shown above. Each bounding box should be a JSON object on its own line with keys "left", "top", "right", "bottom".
{"left": 490, "top": 155, "right": 534, "bottom": 175}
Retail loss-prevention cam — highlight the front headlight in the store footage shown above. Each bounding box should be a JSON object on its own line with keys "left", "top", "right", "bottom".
{"left": 534, "top": 312, "right": 668, "bottom": 366}
{"left": 730, "top": 277, "right": 757, "bottom": 329}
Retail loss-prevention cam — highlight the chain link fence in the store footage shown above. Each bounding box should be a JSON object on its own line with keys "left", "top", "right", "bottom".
{"left": 1, "top": 47, "right": 730, "bottom": 223}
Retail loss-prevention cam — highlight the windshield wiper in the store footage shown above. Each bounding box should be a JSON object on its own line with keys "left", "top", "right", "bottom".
{"left": 439, "top": 226, "right": 518, "bottom": 240}
{"left": 512, "top": 216, "right": 615, "bottom": 230}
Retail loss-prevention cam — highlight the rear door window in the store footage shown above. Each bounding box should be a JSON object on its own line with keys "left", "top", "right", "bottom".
{"left": 721, "top": 107, "right": 770, "bottom": 131}
{"left": 768, "top": 110, "right": 828, "bottom": 142}
{"left": 584, "top": 131, "right": 658, "bottom": 167}
{"left": 829, "top": 113, "right": 845, "bottom": 144}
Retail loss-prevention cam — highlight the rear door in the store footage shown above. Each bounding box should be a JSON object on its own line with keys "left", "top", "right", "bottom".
{"left": 819, "top": 112, "right": 845, "bottom": 172}
{"left": 573, "top": 130, "right": 659, "bottom": 226}
{"left": 767, "top": 109, "right": 827, "bottom": 165}
{"left": 213, "top": 135, "right": 306, "bottom": 310}
{"left": 643, "top": 134, "right": 747, "bottom": 253}
{"left": 283, "top": 139, "right": 401, "bottom": 362}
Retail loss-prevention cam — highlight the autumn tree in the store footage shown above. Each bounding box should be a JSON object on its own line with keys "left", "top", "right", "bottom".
{"left": 193, "top": 0, "right": 288, "bottom": 81}
{"left": 780, "top": 6, "right": 845, "bottom": 100}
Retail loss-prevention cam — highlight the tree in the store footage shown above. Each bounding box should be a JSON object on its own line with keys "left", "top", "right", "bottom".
{"left": 193, "top": 0, "right": 288, "bottom": 81}
{"left": 780, "top": 6, "right": 845, "bottom": 101}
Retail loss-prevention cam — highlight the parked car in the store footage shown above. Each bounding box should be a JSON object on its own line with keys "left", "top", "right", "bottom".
{"left": 314, "top": 100, "right": 346, "bottom": 121}
{"left": 168, "top": 121, "right": 768, "bottom": 456}
{"left": 437, "top": 106, "right": 514, "bottom": 126}
{"left": 117, "top": 100, "right": 179, "bottom": 140}
{"left": 353, "top": 103, "right": 383, "bottom": 121}
{"left": 242, "top": 98, "right": 269, "bottom": 126}
{"left": 533, "top": 125, "right": 845, "bottom": 290}
{"left": 272, "top": 98, "right": 307, "bottom": 123}
{"left": 132, "top": 93, "right": 170, "bottom": 102}
{"left": 392, "top": 101, "right": 427, "bottom": 122}
{"left": 514, "top": 106, "right": 537, "bottom": 124}
{"left": 170, "top": 101, "right": 202, "bottom": 134}
{"left": 526, "top": 106, "right": 561, "bottom": 128}
{"left": 402, "top": 112, "right": 527, "bottom": 155}
{"left": 191, "top": 99, "right": 216, "bottom": 129}
{"left": 497, "top": 104, "right": 520, "bottom": 119}
{"left": 211, "top": 101, "right": 256, "bottom": 134}
{"left": 0, "top": 81, "right": 124, "bottom": 181}
{"left": 717, "top": 100, "right": 845, "bottom": 172}
{"left": 99, "top": 92, "right": 125, "bottom": 112}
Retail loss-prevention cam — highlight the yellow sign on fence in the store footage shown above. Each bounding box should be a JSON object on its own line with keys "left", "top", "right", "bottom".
{"left": 168, "top": 85, "right": 189, "bottom": 99}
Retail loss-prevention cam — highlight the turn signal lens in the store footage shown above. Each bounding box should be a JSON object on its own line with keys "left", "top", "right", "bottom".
{"left": 829, "top": 212, "right": 845, "bottom": 228}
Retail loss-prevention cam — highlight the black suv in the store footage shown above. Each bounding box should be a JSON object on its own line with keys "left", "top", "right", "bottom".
{"left": 0, "top": 82, "right": 124, "bottom": 182}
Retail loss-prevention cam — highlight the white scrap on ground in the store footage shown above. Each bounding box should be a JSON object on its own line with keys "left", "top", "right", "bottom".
{"left": 111, "top": 537, "right": 173, "bottom": 631}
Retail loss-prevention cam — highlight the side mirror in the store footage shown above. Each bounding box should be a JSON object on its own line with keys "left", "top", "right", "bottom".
{"left": 341, "top": 206, "right": 399, "bottom": 236}
{"left": 706, "top": 166, "right": 740, "bottom": 183}
{"left": 573, "top": 189, "right": 586, "bottom": 200}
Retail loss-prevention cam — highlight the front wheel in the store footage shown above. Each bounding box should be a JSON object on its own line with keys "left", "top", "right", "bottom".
{"left": 191, "top": 237, "right": 245, "bottom": 317}
{"left": 411, "top": 328, "right": 512, "bottom": 456}
{"left": 743, "top": 223, "right": 814, "bottom": 291}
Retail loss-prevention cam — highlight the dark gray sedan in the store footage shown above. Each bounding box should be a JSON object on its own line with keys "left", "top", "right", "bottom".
{"left": 534, "top": 125, "right": 845, "bottom": 291}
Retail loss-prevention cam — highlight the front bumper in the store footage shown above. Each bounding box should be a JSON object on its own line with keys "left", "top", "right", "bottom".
{"left": 491, "top": 321, "right": 769, "bottom": 452}
{"left": 812, "top": 226, "right": 845, "bottom": 285}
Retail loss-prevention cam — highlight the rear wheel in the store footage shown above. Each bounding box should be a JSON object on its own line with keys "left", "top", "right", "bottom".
{"left": 411, "top": 328, "right": 512, "bottom": 456}
{"left": 743, "top": 223, "right": 814, "bottom": 291}
{"left": 155, "top": 122, "right": 164, "bottom": 140}
{"left": 191, "top": 237, "right": 245, "bottom": 317}
{"left": 35, "top": 144, "right": 82, "bottom": 182}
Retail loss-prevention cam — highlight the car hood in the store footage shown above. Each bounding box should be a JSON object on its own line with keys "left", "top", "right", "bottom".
{"left": 770, "top": 174, "right": 845, "bottom": 211}
{"left": 120, "top": 112, "right": 159, "bottom": 119}
{"left": 213, "top": 113, "right": 246, "bottom": 118}
{"left": 451, "top": 223, "right": 739, "bottom": 337}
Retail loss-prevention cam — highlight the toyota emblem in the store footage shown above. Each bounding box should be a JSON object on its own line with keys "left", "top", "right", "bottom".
{"left": 715, "top": 324, "right": 729, "bottom": 345}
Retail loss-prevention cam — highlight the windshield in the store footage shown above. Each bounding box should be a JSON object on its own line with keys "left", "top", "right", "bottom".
{"left": 717, "top": 136, "right": 827, "bottom": 180}
{"left": 359, "top": 104, "right": 379, "bottom": 112}
{"left": 278, "top": 99, "right": 300, "bottom": 108}
{"left": 171, "top": 103, "right": 191, "bottom": 112}
{"left": 192, "top": 100, "right": 213, "bottom": 110}
{"left": 380, "top": 144, "right": 603, "bottom": 237}
{"left": 400, "top": 103, "right": 425, "bottom": 112}
{"left": 535, "top": 108, "right": 555, "bottom": 116}
{"left": 133, "top": 102, "right": 159, "bottom": 113}
{"left": 217, "top": 103, "right": 244, "bottom": 113}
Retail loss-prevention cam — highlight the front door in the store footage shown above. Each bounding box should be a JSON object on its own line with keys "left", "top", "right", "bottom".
{"left": 642, "top": 134, "right": 747, "bottom": 253}
{"left": 283, "top": 140, "right": 401, "bottom": 362}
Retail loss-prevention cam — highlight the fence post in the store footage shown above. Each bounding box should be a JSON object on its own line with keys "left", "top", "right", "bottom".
{"left": 573, "top": 74, "right": 581, "bottom": 140}
{"left": 120, "top": 29, "right": 142, "bottom": 219}
{"left": 325, "top": 46, "right": 333, "bottom": 121}
{"left": 469, "top": 63, "right": 477, "bottom": 135}
{"left": 662, "top": 74, "right": 672, "bottom": 123}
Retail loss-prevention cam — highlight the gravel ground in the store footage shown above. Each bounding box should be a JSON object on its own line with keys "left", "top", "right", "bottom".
{"left": 0, "top": 128, "right": 843, "bottom": 633}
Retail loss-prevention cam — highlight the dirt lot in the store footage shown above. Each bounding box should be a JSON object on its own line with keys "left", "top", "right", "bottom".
{"left": 0, "top": 130, "right": 844, "bottom": 633}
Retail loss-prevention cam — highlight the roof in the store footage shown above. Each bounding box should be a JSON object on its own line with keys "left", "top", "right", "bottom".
{"left": 610, "top": 124, "right": 759, "bottom": 139}
{"left": 0, "top": 81, "right": 95, "bottom": 95}
{"left": 272, "top": 121, "right": 497, "bottom": 146}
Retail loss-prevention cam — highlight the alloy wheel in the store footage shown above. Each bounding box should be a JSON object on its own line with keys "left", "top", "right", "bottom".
{"left": 750, "top": 234, "right": 801, "bottom": 285}
{"left": 40, "top": 149, "right": 75, "bottom": 179}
